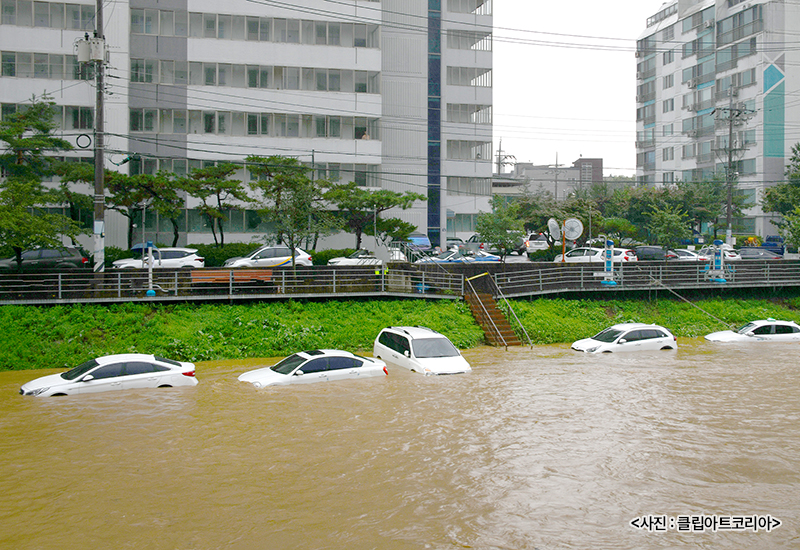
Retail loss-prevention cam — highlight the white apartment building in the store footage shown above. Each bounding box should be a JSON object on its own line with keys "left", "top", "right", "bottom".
{"left": 636, "top": 0, "right": 800, "bottom": 238}
{"left": 0, "top": 0, "right": 492, "bottom": 249}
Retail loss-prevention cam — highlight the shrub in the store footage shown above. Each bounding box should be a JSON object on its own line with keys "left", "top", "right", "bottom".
{"left": 188, "top": 242, "right": 263, "bottom": 267}
{"left": 312, "top": 248, "right": 357, "bottom": 266}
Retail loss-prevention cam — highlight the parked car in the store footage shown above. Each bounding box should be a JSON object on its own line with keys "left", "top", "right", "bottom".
{"left": 571, "top": 323, "right": 677, "bottom": 353}
{"left": 525, "top": 234, "right": 550, "bottom": 253}
{"left": 224, "top": 245, "right": 312, "bottom": 267}
{"left": 705, "top": 319, "right": 800, "bottom": 342}
{"left": 472, "top": 251, "right": 501, "bottom": 262}
{"left": 0, "top": 247, "right": 90, "bottom": 272}
{"left": 445, "top": 237, "right": 465, "bottom": 251}
{"left": 553, "top": 247, "right": 638, "bottom": 263}
{"left": 112, "top": 247, "right": 205, "bottom": 269}
{"left": 464, "top": 234, "right": 497, "bottom": 254}
{"left": 673, "top": 248, "right": 709, "bottom": 262}
{"left": 19, "top": 354, "right": 198, "bottom": 397}
{"left": 697, "top": 245, "right": 742, "bottom": 261}
{"left": 237, "top": 349, "right": 388, "bottom": 388}
{"left": 415, "top": 250, "right": 473, "bottom": 264}
{"left": 373, "top": 326, "right": 471, "bottom": 375}
{"left": 407, "top": 233, "right": 432, "bottom": 251}
{"left": 633, "top": 246, "right": 679, "bottom": 261}
{"left": 759, "top": 235, "right": 785, "bottom": 255}
{"left": 328, "top": 249, "right": 406, "bottom": 266}
{"left": 737, "top": 248, "right": 783, "bottom": 260}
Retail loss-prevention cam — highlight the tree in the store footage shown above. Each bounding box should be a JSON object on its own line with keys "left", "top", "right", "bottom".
{"left": 475, "top": 197, "right": 524, "bottom": 262}
{"left": 0, "top": 98, "right": 82, "bottom": 270}
{"left": 179, "top": 163, "right": 248, "bottom": 247}
{"left": 763, "top": 143, "right": 800, "bottom": 230}
{"left": 248, "top": 156, "right": 337, "bottom": 266}
{"left": 324, "top": 182, "right": 425, "bottom": 249}
{"left": 647, "top": 205, "right": 691, "bottom": 248}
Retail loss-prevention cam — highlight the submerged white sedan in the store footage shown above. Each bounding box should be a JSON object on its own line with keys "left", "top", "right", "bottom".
{"left": 705, "top": 319, "right": 800, "bottom": 342}
{"left": 572, "top": 323, "right": 677, "bottom": 353}
{"left": 238, "top": 349, "right": 388, "bottom": 387}
{"left": 20, "top": 354, "right": 198, "bottom": 396}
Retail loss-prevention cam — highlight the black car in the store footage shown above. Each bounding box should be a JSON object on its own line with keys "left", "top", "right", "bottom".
{"left": 0, "top": 247, "right": 91, "bottom": 272}
{"left": 634, "top": 246, "right": 679, "bottom": 261}
{"left": 737, "top": 248, "right": 782, "bottom": 260}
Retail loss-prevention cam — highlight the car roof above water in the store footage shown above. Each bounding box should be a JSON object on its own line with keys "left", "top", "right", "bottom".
{"left": 381, "top": 326, "right": 445, "bottom": 339}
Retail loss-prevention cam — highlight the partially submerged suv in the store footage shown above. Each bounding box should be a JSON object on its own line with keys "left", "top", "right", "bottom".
{"left": 373, "top": 326, "right": 471, "bottom": 375}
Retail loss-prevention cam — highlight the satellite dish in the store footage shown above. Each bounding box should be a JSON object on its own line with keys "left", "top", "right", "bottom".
{"left": 548, "top": 218, "right": 562, "bottom": 238}
{"left": 563, "top": 218, "right": 584, "bottom": 241}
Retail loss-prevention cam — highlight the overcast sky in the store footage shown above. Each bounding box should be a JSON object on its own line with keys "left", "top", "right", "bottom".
{"left": 492, "top": 1, "right": 665, "bottom": 177}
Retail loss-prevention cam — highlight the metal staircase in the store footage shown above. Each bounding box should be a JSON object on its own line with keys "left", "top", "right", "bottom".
{"left": 464, "top": 273, "right": 531, "bottom": 348}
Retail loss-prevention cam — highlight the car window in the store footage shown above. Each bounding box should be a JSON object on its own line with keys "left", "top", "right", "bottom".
{"left": 300, "top": 358, "right": 328, "bottom": 373}
{"left": 412, "top": 337, "right": 459, "bottom": 358}
{"left": 592, "top": 328, "right": 623, "bottom": 343}
{"left": 752, "top": 325, "right": 773, "bottom": 335}
{"left": 775, "top": 324, "right": 796, "bottom": 334}
{"left": 640, "top": 330, "right": 660, "bottom": 340}
{"left": 124, "top": 362, "right": 162, "bottom": 375}
{"left": 276, "top": 247, "right": 292, "bottom": 257}
{"left": 21, "top": 250, "right": 40, "bottom": 260}
{"left": 254, "top": 248, "right": 272, "bottom": 260}
{"left": 61, "top": 359, "right": 100, "bottom": 380}
{"left": 328, "top": 357, "right": 361, "bottom": 370}
{"left": 271, "top": 354, "right": 307, "bottom": 375}
{"left": 566, "top": 250, "right": 583, "bottom": 258}
{"left": 90, "top": 364, "right": 125, "bottom": 379}
{"left": 622, "top": 330, "right": 642, "bottom": 342}
{"left": 40, "top": 249, "right": 61, "bottom": 258}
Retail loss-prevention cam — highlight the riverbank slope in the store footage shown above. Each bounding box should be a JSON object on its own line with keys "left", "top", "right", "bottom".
{"left": 3, "top": 296, "right": 799, "bottom": 370}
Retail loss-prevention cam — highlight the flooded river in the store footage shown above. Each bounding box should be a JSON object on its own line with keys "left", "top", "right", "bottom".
{"left": 1, "top": 339, "right": 798, "bottom": 549}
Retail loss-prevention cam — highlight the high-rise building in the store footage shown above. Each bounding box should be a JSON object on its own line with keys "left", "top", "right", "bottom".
{"left": 635, "top": 0, "right": 800, "bottom": 238}
{"left": 0, "top": 0, "right": 492, "bottom": 249}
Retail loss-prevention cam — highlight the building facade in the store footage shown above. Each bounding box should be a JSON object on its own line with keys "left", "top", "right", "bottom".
{"left": 493, "top": 158, "right": 604, "bottom": 201}
{"left": 0, "top": 0, "right": 492, "bottom": 249}
{"left": 636, "top": 0, "right": 800, "bottom": 238}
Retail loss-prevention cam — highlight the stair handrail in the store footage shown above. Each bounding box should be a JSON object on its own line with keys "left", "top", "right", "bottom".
{"left": 465, "top": 273, "right": 508, "bottom": 350}
{"left": 489, "top": 272, "right": 533, "bottom": 349}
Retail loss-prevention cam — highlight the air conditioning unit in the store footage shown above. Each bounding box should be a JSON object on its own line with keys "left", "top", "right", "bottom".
{"left": 687, "top": 104, "right": 697, "bottom": 111}
{"left": 741, "top": 3, "right": 751, "bottom": 10}
{"left": 689, "top": 78, "right": 699, "bottom": 88}
{"left": 636, "top": 71, "right": 644, "bottom": 79}
{"left": 704, "top": 20, "right": 714, "bottom": 29}
{"left": 635, "top": 51, "right": 642, "bottom": 58}
{"left": 687, "top": 130, "right": 698, "bottom": 137}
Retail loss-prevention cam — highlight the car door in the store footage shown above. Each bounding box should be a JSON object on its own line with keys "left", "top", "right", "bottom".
{"left": 617, "top": 330, "right": 644, "bottom": 351}
{"left": 771, "top": 324, "right": 799, "bottom": 341}
{"left": 122, "top": 361, "right": 167, "bottom": 390}
{"left": 639, "top": 329, "right": 665, "bottom": 351}
{"left": 563, "top": 249, "right": 586, "bottom": 263}
{"left": 750, "top": 325, "right": 773, "bottom": 340}
{"left": 326, "top": 356, "right": 362, "bottom": 381}
{"left": 293, "top": 357, "right": 329, "bottom": 384}
{"left": 384, "top": 332, "right": 413, "bottom": 371}
{"left": 78, "top": 363, "right": 126, "bottom": 393}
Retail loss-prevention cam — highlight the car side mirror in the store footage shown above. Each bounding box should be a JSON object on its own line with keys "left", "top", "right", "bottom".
{"left": 618, "top": 339, "right": 627, "bottom": 344}
{"left": 745, "top": 331, "right": 755, "bottom": 337}
{"left": 81, "top": 375, "right": 94, "bottom": 382}
{"left": 404, "top": 350, "right": 410, "bottom": 357}
{"left": 294, "top": 370, "right": 304, "bottom": 376}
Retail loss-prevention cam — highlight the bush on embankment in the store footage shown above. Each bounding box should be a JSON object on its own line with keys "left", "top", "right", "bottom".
{"left": 4, "top": 295, "right": 800, "bottom": 371}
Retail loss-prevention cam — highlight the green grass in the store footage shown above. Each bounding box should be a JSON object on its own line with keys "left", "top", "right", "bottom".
{"left": 4, "top": 295, "right": 800, "bottom": 371}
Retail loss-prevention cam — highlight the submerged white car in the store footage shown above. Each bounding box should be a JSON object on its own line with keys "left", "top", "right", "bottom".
{"left": 705, "top": 319, "right": 800, "bottom": 342}
{"left": 19, "top": 354, "right": 198, "bottom": 397}
{"left": 237, "top": 349, "right": 388, "bottom": 388}
{"left": 373, "top": 326, "right": 471, "bottom": 375}
{"left": 571, "top": 323, "right": 677, "bottom": 353}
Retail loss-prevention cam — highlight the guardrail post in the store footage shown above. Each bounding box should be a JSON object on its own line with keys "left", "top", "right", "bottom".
{"left": 229, "top": 270, "right": 233, "bottom": 295}
{"left": 58, "top": 273, "right": 62, "bottom": 300}
{"left": 174, "top": 271, "right": 178, "bottom": 295}
{"left": 580, "top": 266, "right": 584, "bottom": 289}
{"left": 422, "top": 271, "right": 426, "bottom": 294}
{"left": 333, "top": 270, "right": 336, "bottom": 294}
{"left": 117, "top": 272, "right": 122, "bottom": 298}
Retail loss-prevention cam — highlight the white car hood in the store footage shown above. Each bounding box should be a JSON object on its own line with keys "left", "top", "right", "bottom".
{"left": 237, "top": 366, "right": 290, "bottom": 387}
{"left": 704, "top": 330, "right": 749, "bottom": 342}
{"left": 415, "top": 356, "right": 471, "bottom": 375}
{"left": 20, "top": 372, "right": 71, "bottom": 394}
{"left": 571, "top": 337, "right": 602, "bottom": 352}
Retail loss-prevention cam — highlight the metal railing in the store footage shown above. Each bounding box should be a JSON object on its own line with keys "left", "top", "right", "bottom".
{"left": 465, "top": 274, "right": 507, "bottom": 348}
{"left": 0, "top": 266, "right": 464, "bottom": 305}
{"left": 489, "top": 272, "right": 533, "bottom": 348}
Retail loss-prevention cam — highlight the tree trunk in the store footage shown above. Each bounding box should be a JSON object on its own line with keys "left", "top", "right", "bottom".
{"left": 170, "top": 218, "right": 180, "bottom": 246}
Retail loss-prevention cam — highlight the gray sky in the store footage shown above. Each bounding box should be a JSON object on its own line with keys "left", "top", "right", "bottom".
{"left": 493, "top": 1, "right": 665, "bottom": 176}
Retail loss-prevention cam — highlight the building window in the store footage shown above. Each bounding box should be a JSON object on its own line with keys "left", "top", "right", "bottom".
{"left": 663, "top": 74, "right": 673, "bottom": 89}
{"left": 662, "top": 98, "right": 674, "bottom": 113}
{"left": 662, "top": 147, "right": 674, "bottom": 161}
{"left": 663, "top": 49, "right": 674, "bottom": 65}
{"left": 663, "top": 123, "right": 673, "bottom": 136}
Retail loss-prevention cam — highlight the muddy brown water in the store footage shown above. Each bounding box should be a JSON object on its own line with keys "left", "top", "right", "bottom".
{"left": 1, "top": 340, "right": 798, "bottom": 549}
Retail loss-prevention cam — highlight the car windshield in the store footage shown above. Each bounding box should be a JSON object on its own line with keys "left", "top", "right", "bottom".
{"left": 412, "top": 337, "right": 459, "bottom": 358}
{"left": 61, "top": 359, "right": 99, "bottom": 380}
{"left": 737, "top": 322, "right": 758, "bottom": 334}
{"left": 270, "top": 354, "right": 307, "bottom": 375}
{"left": 592, "top": 328, "right": 624, "bottom": 343}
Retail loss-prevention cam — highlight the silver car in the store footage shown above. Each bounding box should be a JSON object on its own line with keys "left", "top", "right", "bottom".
{"left": 224, "top": 245, "right": 312, "bottom": 267}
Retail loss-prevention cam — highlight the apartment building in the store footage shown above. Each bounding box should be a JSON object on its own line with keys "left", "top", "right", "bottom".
{"left": 636, "top": 0, "right": 800, "bottom": 237}
{"left": 0, "top": 0, "right": 492, "bottom": 249}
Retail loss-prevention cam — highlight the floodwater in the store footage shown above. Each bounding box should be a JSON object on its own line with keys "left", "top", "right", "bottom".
{"left": 1, "top": 340, "right": 798, "bottom": 550}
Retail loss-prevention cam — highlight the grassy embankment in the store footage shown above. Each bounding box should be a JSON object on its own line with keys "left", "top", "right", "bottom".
{"left": 2, "top": 295, "right": 800, "bottom": 371}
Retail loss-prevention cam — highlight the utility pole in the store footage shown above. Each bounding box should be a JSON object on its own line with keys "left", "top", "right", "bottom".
{"left": 713, "top": 88, "right": 754, "bottom": 245}
{"left": 495, "top": 139, "right": 515, "bottom": 174}
{"left": 548, "top": 153, "right": 565, "bottom": 202}
{"left": 78, "top": 0, "right": 107, "bottom": 272}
